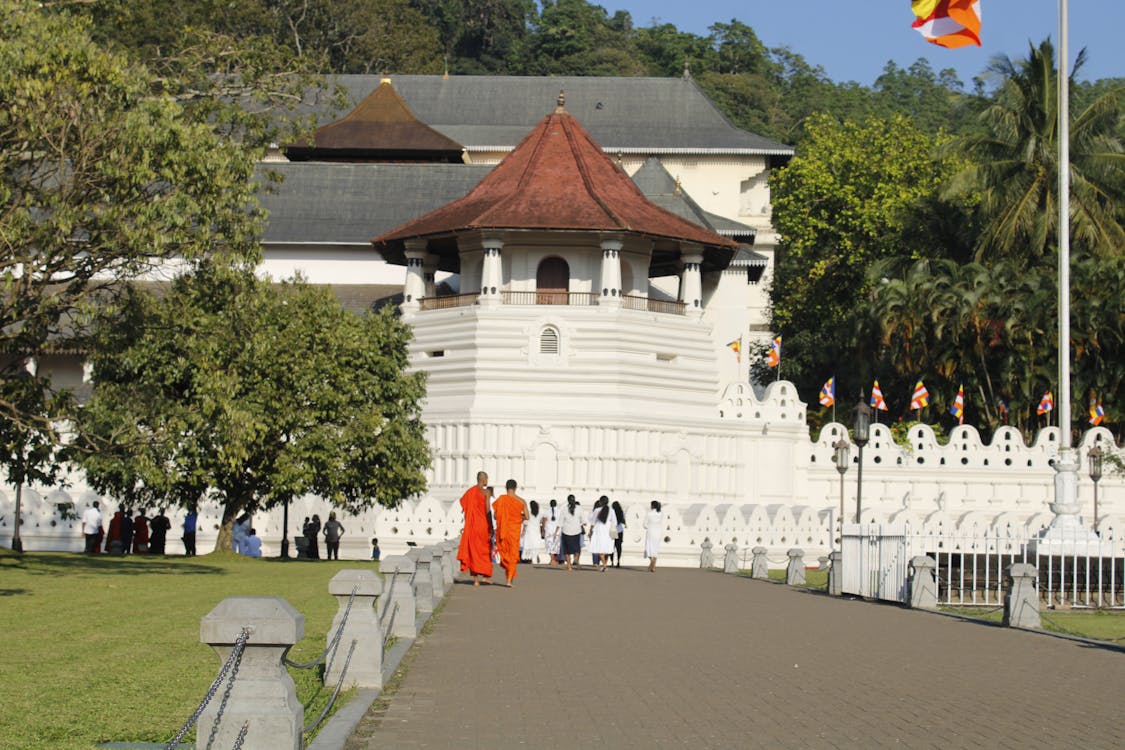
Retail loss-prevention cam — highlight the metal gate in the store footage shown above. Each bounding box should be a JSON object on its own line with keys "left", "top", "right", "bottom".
{"left": 840, "top": 524, "right": 910, "bottom": 602}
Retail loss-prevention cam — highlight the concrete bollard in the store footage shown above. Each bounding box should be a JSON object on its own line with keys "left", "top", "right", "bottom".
{"left": 908, "top": 556, "right": 938, "bottom": 610}
{"left": 818, "top": 555, "right": 830, "bottom": 572}
{"left": 827, "top": 550, "right": 843, "bottom": 595}
{"left": 406, "top": 548, "right": 434, "bottom": 617}
{"left": 325, "top": 569, "right": 384, "bottom": 689}
{"left": 440, "top": 540, "right": 456, "bottom": 591}
{"left": 699, "top": 539, "right": 714, "bottom": 568}
{"left": 751, "top": 547, "right": 769, "bottom": 580}
{"left": 786, "top": 548, "right": 806, "bottom": 586}
{"left": 199, "top": 597, "right": 304, "bottom": 750}
{"left": 423, "top": 546, "right": 444, "bottom": 608}
{"left": 1003, "top": 563, "right": 1041, "bottom": 629}
{"left": 723, "top": 543, "right": 739, "bottom": 574}
{"left": 379, "top": 555, "right": 418, "bottom": 639}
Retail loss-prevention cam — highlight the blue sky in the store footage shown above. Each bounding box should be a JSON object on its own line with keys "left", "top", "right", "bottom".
{"left": 606, "top": 1, "right": 1123, "bottom": 87}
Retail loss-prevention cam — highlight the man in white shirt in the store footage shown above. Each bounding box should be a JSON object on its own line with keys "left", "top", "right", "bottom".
{"left": 82, "top": 501, "right": 102, "bottom": 555}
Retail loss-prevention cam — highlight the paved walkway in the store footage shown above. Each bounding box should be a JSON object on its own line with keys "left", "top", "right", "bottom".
{"left": 346, "top": 564, "right": 1125, "bottom": 750}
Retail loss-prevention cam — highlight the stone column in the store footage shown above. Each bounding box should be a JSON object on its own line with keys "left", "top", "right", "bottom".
{"left": 599, "top": 235, "right": 623, "bottom": 309}
{"left": 908, "top": 556, "right": 938, "bottom": 610}
{"left": 786, "top": 548, "right": 806, "bottom": 586}
{"left": 699, "top": 539, "right": 714, "bottom": 568}
{"left": 750, "top": 547, "right": 769, "bottom": 580}
{"left": 325, "top": 570, "right": 383, "bottom": 689}
{"left": 199, "top": 597, "right": 304, "bottom": 750}
{"left": 479, "top": 237, "right": 504, "bottom": 308}
{"left": 679, "top": 245, "right": 703, "bottom": 317}
{"left": 379, "top": 555, "right": 417, "bottom": 639}
{"left": 402, "top": 239, "right": 427, "bottom": 315}
{"left": 1003, "top": 563, "right": 1041, "bottom": 629}
{"left": 827, "top": 550, "right": 843, "bottom": 595}
{"left": 407, "top": 548, "right": 434, "bottom": 618}
{"left": 723, "top": 543, "right": 739, "bottom": 574}
{"left": 422, "top": 254, "right": 438, "bottom": 300}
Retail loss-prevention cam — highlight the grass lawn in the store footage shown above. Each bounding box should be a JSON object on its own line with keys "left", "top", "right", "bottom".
{"left": 939, "top": 604, "right": 1125, "bottom": 642}
{"left": 0, "top": 548, "right": 378, "bottom": 750}
{"left": 765, "top": 567, "right": 829, "bottom": 589}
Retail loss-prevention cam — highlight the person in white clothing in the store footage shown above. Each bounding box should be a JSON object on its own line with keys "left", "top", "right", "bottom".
{"left": 542, "top": 499, "right": 562, "bottom": 565}
{"left": 243, "top": 528, "right": 263, "bottom": 558}
{"left": 644, "top": 501, "right": 664, "bottom": 572}
{"left": 558, "top": 496, "right": 585, "bottom": 571}
{"left": 587, "top": 496, "right": 615, "bottom": 572}
{"left": 521, "top": 500, "right": 544, "bottom": 563}
{"left": 82, "top": 501, "right": 103, "bottom": 555}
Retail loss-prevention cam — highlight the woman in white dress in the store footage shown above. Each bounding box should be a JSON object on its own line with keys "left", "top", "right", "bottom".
{"left": 644, "top": 500, "right": 663, "bottom": 572}
{"left": 587, "top": 496, "right": 615, "bottom": 572}
{"left": 521, "top": 500, "right": 544, "bottom": 563}
{"left": 542, "top": 499, "right": 562, "bottom": 565}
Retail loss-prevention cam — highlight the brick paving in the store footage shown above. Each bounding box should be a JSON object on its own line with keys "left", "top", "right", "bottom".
{"left": 345, "top": 564, "right": 1125, "bottom": 750}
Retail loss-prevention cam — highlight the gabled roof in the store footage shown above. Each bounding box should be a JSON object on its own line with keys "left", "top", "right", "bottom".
{"left": 372, "top": 102, "right": 739, "bottom": 268}
{"left": 286, "top": 78, "right": 464, "bottom": 162}
{"left": 309, "top": 75, "right": 793, "bottom": 156}
{"left": 631, "top": 157, "right": 757, "bottom": 242}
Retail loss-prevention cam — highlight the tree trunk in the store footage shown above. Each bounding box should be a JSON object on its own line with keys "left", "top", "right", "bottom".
{"left": 212, "top": 501, "right": 243, "bottom": 553}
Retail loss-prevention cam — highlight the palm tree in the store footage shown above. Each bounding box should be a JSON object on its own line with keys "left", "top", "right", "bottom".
{"left": 944, "top": 39, "right": 1124, "bottom": 265}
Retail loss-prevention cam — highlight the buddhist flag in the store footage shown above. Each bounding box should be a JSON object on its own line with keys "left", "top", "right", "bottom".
{"left": 911, "top": 0, "right": 982, "bottom": 49}
{"left": 949, "top": 384, "right": 964, "bottom": 424}
{"left": 819, "top": 376, "right": 836, "bottom": 407}
{"left": 1089, "top": 393, "right": 1105, "bottom": 426}
{"left": 997, "top": 396, "right": 1009, "bottom": 423}
{"left": 909, "top": 379, "right": 930, "bottom": 410}
{"left": 870, "top": 380, "right": 889, "bottom": 412}
{"left": 727, "top": 337, "right": 741, "bottom": 363}
{"left": 1037, "top": 391, "right": 1054, "bottom": 415}
{"left": 767, "top": 335, "right": 781, "bottom": 368}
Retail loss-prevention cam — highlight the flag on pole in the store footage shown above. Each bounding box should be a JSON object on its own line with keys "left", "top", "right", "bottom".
{"left": 766, "top": 335, "right": 781, "bottom": 368}
{"left": 1037, "top": 391, "right": 1054, "bottom": 415}
{"left": 949, "top": 384, "right": 964, "bottom": 425}
{"left": 1089, "top": 393, "right": 1105, "bottom": 426}
{"left": 727, "top": 337, "right": 741, "bottom": 364}
{"left": 870, "top": 380, "right": 889, "bottom": 412}
{"left": 996, "top": 396, "right": 1009, "bottom": 423}
{"left": 909, "top": 379, "right": 930, "bottom": 410}
{"left": 911, "top": 0, "right": 982, "bottom": 49}
{"left": 819, "top": 376, "right": 836, "bottom": 407}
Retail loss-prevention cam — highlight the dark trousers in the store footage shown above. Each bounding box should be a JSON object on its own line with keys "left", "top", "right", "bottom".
{"left": 84, "top": 534, "right": 99, "bottom": 554}
{"left": 183, "top": 532, "right": 196, "bottom": 556}
{"left": 326, "top": 541, "right": 339, "bottom": 560}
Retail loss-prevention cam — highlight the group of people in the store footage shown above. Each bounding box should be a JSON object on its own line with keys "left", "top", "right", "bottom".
{"left": 81, "top": 501, "right": 176, "bottom": 556}
{"left": 231, "top": 515, "right": 263, "bottom": 557}
{"left": 300, "top": 511, "right": 345, "bottom": 560}
{"left": 456, "top": 471, "right": 666, "bottom": 586}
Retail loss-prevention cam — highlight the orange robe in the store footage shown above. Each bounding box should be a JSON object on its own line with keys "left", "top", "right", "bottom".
{"left": 457, "top": 485, "right": 493, "bottom": 577}
{"left": 493, "top": 494, "right": 525, "bottom": 580}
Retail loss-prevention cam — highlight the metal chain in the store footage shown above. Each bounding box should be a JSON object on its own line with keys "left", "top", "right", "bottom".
{"left": 165, "top": 628, "right": 250, "bottom": 750}
{"left": 231, "top": 722, "right": 249, "bottom": 750}
{"left": 382, "top": 602, "right": 399, "bottom": 649}
{"left": 322, "top": 586, "right": 358, "bottom": 678}
{"left": 303, "top": 639, "right": 358, "bottom": 735}
{"left": 205, "top": 630, "right": 249, "bottom": 750}
{"left": 285, "top": 586, "right": 358, "bottom": 670}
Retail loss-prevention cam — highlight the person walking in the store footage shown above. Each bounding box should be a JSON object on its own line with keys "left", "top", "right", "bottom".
{"left": 182, "top": 507, "right": 198, "bottom": 556}
{"left": 587, "top": 496, "right": 615, "bottom": 572}
{"left": 105, "top": 507, "right": 124, "bottom": 555}
{"left": 120, "top": 508, "right": 134, "bottom": 555}
{"left": 558, "top": 495, "right": 585, "bottom": 571}
{"left": 132, "top": 509, "right": 150, "bottom": 554}
{"left": 644, "top": 501, "right": 663, "bottom": 572}
{"left": 542, "top": 499, "right": 561, "bottom": 565}
{"left": 521, "top": 500, "right": 544, "bottom": 564}
{"left": 610, "top": 500, "right": 626, "bottom": 567}
{"left": 149, "top": 508, "right": 171, "bottom": 555}
{"left": 494, "top": 480, "right": 529, "bottom": 587}
{"left": 81, "top": 501, "right": 102, "bottom": 555}
{"left": 323, "top": 511, "right": 345, "bottom": 560}
{"left": 457, "top": 471, "right": 494, "bottom": 586}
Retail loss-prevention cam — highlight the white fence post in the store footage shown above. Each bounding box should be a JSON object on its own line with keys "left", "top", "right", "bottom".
{"left": 700, "top": 539, "right": 714, "bottom": 568}
{"left": 1003, "top": 563, "right": 1041, "bottom": 629}
{"left": 751, "top": 547, "right": 769, "bottom": 579}
{"left": 325, "top": 569, "right": 383, "bottom": 689}
{"left": 786, "top": 549, "right": 806, "bottom": 586}
{"left": 380, "top": 555, "right": 418, "bottom": 639}
{"left": 908, "top": 556, "right": 938, "bottom": 610}
{"left": 723, "top": 542, "right": 739, "bottom": 573}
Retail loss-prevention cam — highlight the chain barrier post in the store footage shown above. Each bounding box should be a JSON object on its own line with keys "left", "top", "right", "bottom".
{"left": 439, "top": 539, "right": 456, "bottom": 592}
{"left": 199, "top": 597, "right": 304, "bottom": 750}
{"left": 1003, "top": 563, "right": 1041, "bottom": 629}
{"left": 750, "top": 547, "right": 769, "bottom": 580}
{"left": 379, "top": 555, "right": 418, "bottom": 638}
{"left": 908, "top": 556, "right": 938, "bottom": 610}
{"left": 786, "top": 548, "right": 806, "bottom": 585}
{"left": 325, "top": 570, "right": 384, "bottom": 689}
{"left": 723, "top": 542, "right": 739, "bottom": 574}
{"left": 406, "top": 548, "right": 435, "bottom": 618}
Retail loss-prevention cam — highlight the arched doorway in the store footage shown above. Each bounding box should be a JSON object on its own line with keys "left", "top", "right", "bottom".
{"left": 536, "top": 257, "right": 569, "bottom": 305}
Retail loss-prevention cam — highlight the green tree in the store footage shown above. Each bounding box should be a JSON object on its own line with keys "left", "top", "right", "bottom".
{"left": 410, "top": 0, "right": 535, "bottom": 74}
{"left": 528, "top": 0, "right": 646, "bottom": 75}
{"left": 70, "top": 263, "right": 431, "bottom": 551}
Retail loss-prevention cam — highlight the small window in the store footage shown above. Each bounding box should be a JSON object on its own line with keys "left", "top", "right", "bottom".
{"left": 539, "top": 326, "right": 560, "bottom": 355}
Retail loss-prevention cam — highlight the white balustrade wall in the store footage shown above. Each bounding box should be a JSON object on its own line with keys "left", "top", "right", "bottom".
{"left": 2, "top": 382, "right": 1121, "bottom": 566}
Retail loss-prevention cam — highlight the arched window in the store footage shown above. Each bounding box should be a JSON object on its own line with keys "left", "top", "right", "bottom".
{"left": 536, "top": 257, "right": 569, "bottom": 305}
{"left": 539, "top": 326, "right": 560, "bottom": 355}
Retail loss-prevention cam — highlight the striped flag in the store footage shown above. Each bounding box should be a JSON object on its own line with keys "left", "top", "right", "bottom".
{"left": 870, "top": 380, "right": 889, "bottom": 412}
{"left": 727, "top": 337, "right": 741, "bottom": 363}
{"left": 909, "top": 379, "right": 930, "bottom": 410}
{"left": 766, "top": 335, "right": 781, "bottom": 368}
{"left": 911, "top": 0, "right": 982, "bottom": 49}
{"left": 997, "top": 396, "right": 1009, "bottom": 423}
{"left": 949, "top": 384, "right": 964, "bottom": 424}
{"left": 1089, "top": 393, "right": 1105, "bottom": 426}
{"left": 1037, "top": 391, "right": 1054, "bottom": 415}
{"left": 819, "top": 376, "right": 836, "bottom": 407}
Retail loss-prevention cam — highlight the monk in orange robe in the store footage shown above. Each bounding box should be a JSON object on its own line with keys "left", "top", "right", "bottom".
{"left": 457, "top": 471, "right": 493, "bottom": 585}
{"left": 493, "top": 479, "right": 530, "bottom": 587}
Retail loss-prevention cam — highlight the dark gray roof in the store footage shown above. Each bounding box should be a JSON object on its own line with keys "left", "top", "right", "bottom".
{"left": 631, "top": 157, "right": 757, "bottom": 242}
{"left": 312, "top": 75, "right": 792, "bottom": 155}
{"left": 258, "top": 162, "right": 491, "bottom": 244}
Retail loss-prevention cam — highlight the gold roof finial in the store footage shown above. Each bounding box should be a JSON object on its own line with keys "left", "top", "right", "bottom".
{"left": 380, "top": 76, "right": 392, "bottom": 85}
{"left": 674, "top": 176, "right": 682, "bottom": 195}
{"left": 556, "top": 89, "right": 566, "bottom": 113}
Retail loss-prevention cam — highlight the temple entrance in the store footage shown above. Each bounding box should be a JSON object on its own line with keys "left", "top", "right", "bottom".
{"left": 536, "top": 257, "right": 569, "bottom": 305}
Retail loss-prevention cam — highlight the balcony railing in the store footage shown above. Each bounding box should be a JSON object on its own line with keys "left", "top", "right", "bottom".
{"left": 416, "top": 291, "right": 684, "bottom": 315}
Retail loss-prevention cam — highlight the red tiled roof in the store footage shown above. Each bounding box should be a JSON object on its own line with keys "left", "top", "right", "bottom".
{"left": 372, "top": 104, "right": 739, "bottom": 256}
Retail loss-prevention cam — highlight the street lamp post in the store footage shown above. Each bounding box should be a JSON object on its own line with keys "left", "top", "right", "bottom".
{"left": 1087, "top": 446, "right": 1103, "bottom": 534}
{"left": 280, "top": 497, "right": 291, "bottom": 559}
{"left": 833, "top": 438, "right": 850, "bottom": 545}
{"left": 853, "top": 395, "right": 872, "bottom": 525}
